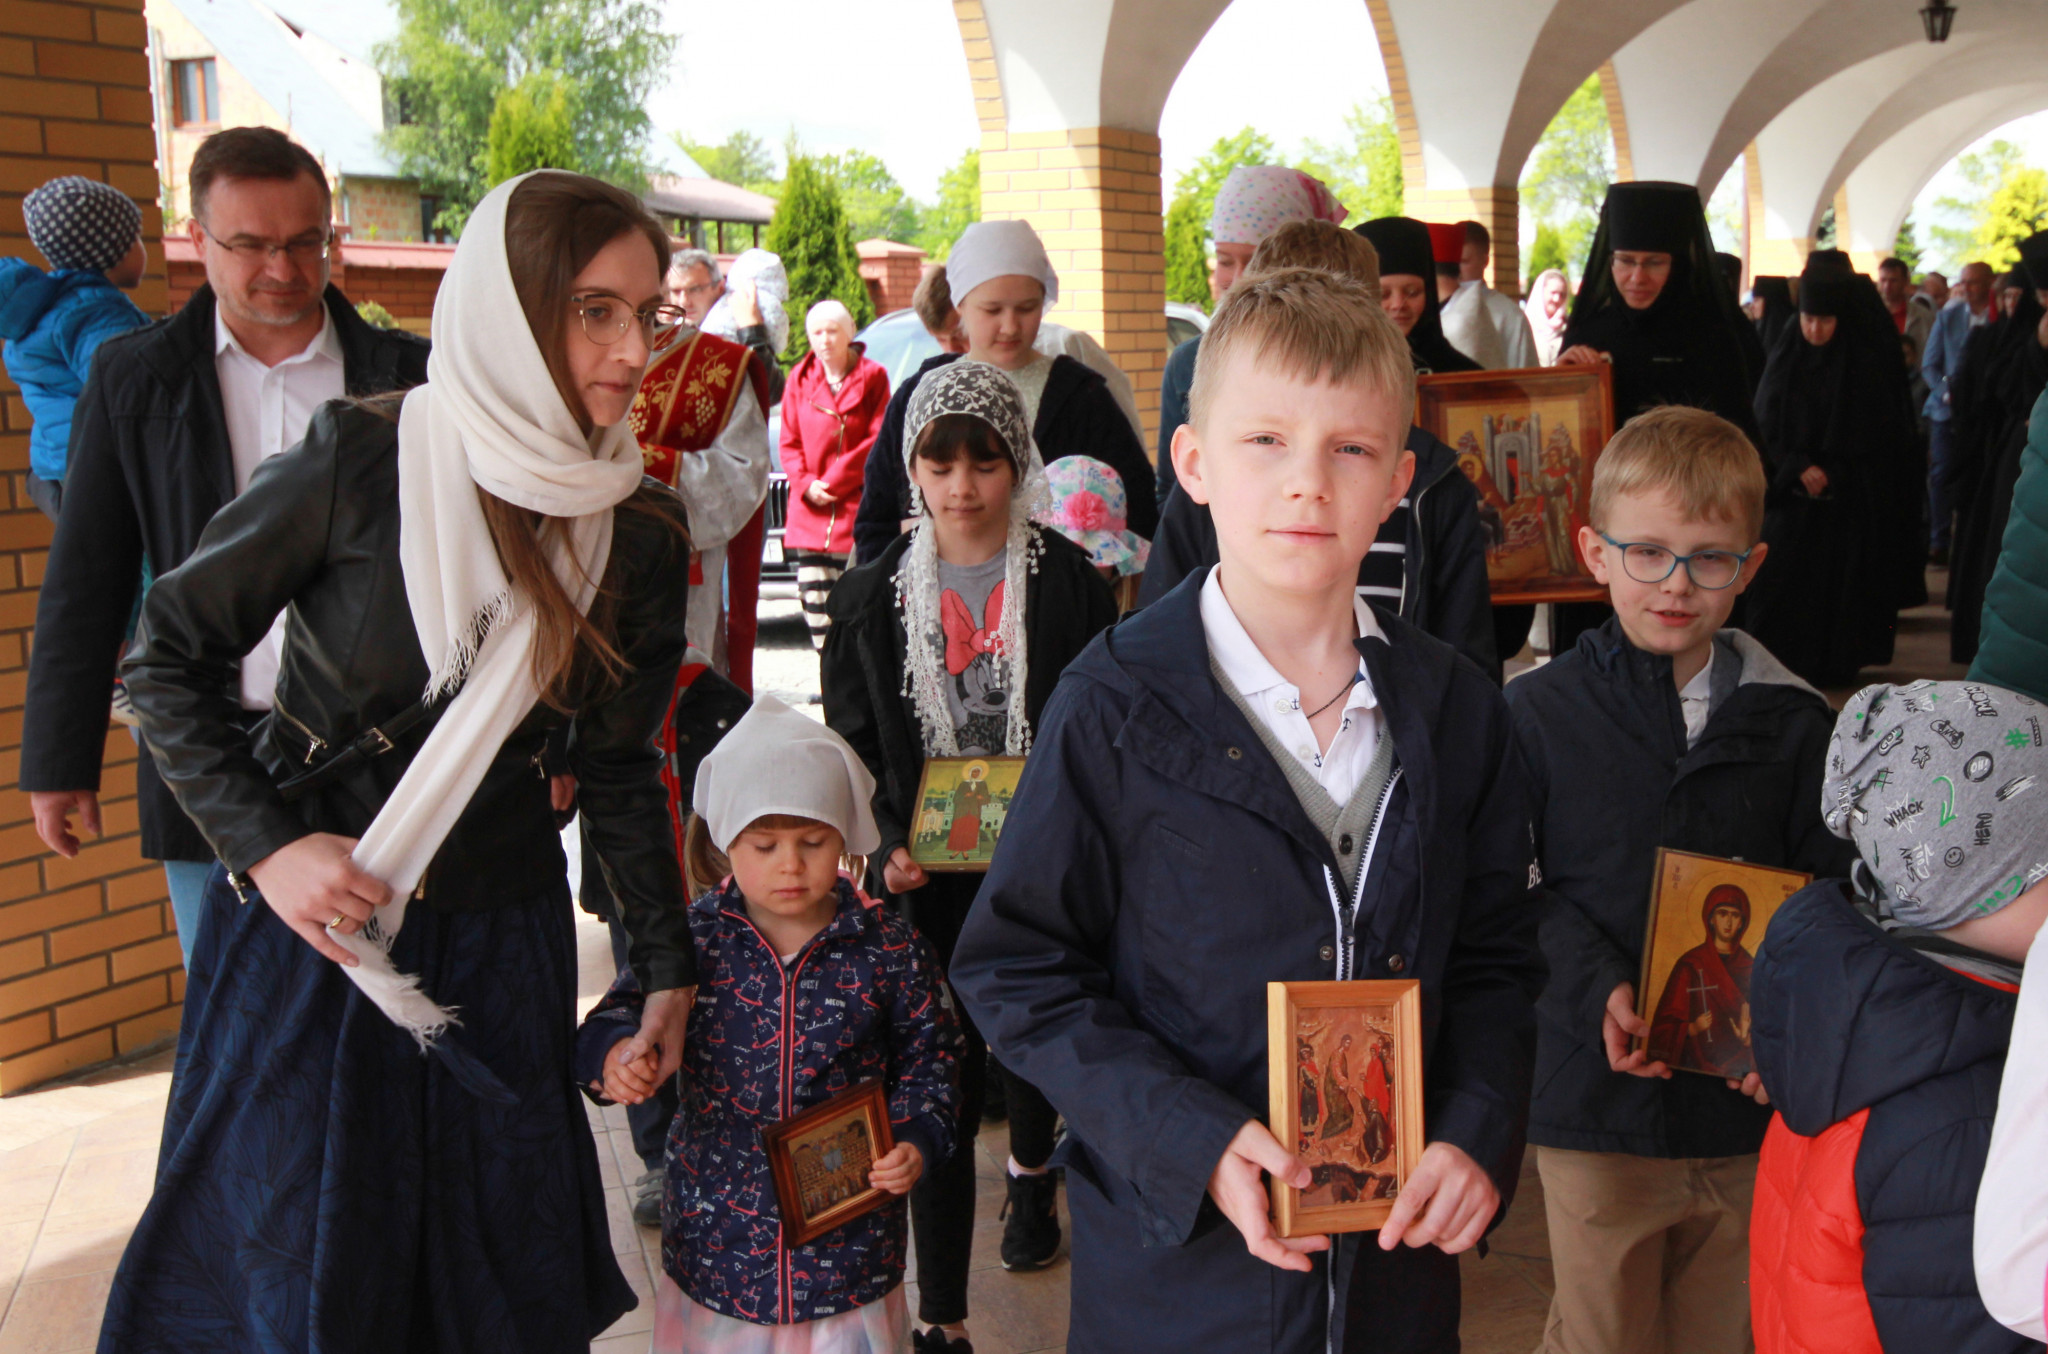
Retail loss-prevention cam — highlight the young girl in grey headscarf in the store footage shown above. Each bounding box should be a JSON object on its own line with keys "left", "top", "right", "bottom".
{"left": 819, "top": 359, "right": 1118, "bottom": 1351}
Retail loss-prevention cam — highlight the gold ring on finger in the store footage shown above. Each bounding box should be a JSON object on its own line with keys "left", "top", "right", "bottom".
{"left": 328, "top": 915, "right": 348, "bottom": 931}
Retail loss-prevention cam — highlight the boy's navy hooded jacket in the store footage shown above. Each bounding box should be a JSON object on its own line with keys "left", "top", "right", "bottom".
{"left": 0, "top": 258, "right": 148, "bottom": 481}
{"left": 1749, "top": 881, "right": 2039, "bottom": 1354}
{"left": 1505, "top": 619, "right": 1855, "bottom": 1158}
{"left": 949, "top": 570, "right": 1544, "bottom": 1354}
{"left": 1137, "top": 426, "right": 1500, "bottom": 683}
{"left": 575, "top": 877, "right": 962, "bottom": 1327}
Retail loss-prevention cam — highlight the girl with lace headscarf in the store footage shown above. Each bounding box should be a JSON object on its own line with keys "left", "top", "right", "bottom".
{"left": 820, "top": 359, "right": 1117, "bottom": 1354}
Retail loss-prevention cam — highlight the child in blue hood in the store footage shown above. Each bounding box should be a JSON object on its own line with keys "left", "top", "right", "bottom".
{"left": 0, "top": 175, "right": 149, "bottom": 519}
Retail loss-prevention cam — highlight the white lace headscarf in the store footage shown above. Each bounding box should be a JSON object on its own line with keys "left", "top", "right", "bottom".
{"left": 896, "top": 360, "right": 1051, "bottom": 757}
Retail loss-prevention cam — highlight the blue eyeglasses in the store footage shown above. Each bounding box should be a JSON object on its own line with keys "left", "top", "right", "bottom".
{"left": 1599, "top": 533, "right": 1754, "bottom": 590}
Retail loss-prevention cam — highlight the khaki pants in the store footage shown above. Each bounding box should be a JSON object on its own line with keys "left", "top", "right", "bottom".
{"left": 1536, "top": 1146, "right": 1756, "bottom": 1354}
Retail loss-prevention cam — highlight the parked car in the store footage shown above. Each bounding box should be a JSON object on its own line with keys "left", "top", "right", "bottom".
{"left": 761, "top": 302, "right": 1211, "bottom": 581}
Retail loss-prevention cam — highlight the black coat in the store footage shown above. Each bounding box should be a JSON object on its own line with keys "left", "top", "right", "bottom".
{"left": 22, "top": 285, "right": 430, "bottom": 861}
{"left": 1753, "top": 882, "right": 2037, "bottom": 1354}
{"left": 121, "top": 403, "right": 698, "bottom": 993}
{"left": 821, "top": 524, "right": 1118, "bottom": 868}
{"left": 1504, "top": 619, "right": 1854, "bottom": 1157}
{"left": 949, "top": 570, "right": 1543, "bottom": 1352}
{"left": 1138, "top": 425, "right": 1501, "bottom": 683}
{"left": 850, "top": 352, "right": 1157, "bottom": 566}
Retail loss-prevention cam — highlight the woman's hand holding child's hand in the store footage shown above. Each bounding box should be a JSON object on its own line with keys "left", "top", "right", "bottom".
{"left": 1602, "top": 982, "right": 1672, "bottom": 1079}
{"left": 884, "top": 848, "right": 927, "bottom": 895}
{"left": 599, "top": 1039, "right": 661, "bottom": 1105}
{"left": 868, "top": 1142, "right": 924, "bottom": 1194}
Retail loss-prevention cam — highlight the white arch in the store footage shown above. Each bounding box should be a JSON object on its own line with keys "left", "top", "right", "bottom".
{"left": 979, "top": 0, "right": 1232, "bottom": 134}
{"left": 1841, "top": 85, "right": 2048, "bottom": 257}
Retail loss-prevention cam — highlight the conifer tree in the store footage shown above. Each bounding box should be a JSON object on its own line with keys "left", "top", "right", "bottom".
{"left": 766, "top": 155, "right": 874, "bottom": 366}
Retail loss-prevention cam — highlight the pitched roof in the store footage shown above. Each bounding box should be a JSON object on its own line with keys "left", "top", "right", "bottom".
{"left": 166, "top": 0, "right": 398, "bottom": 178}
{"left": 643, "top": 174, "right": 777, "bottom": 226}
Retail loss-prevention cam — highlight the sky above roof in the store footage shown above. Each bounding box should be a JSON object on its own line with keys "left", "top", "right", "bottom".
{"left": 301, "top": 0, "right": 2046, "bottom": 257}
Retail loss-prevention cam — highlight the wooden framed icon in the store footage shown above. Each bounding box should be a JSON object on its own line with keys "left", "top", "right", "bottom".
{"left": 1267, "top": 979, "right": 1424, "bottom": 1238}
{"left": 908, "top": 755, "right": 1027, "bottom": 872}
{"left": 759, "top": 1080, "right": 896, "bottom": 1246}
{"left": 1635, "top": 848, "right": 1812, "bottom": 1080}
{"left": 1415, "top": 364, "right": 1615, "bottom": 605}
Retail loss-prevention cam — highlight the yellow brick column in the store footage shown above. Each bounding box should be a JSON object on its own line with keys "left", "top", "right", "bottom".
{"left": 1403, "top": 186, "right": 1524, "bottom": 300}
{"left": 954, "top": 0, "right": 1167, "bottom": 454}
{"left": 0, "top": 0, "right": 184, "bottom": 1094}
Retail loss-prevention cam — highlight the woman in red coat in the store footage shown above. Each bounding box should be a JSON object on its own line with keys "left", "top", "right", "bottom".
{"left": 781, "top": 299, "right": 890, "bottom": 648}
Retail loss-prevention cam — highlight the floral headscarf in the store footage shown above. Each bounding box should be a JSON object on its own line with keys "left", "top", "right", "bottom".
{"left": 1208, "top": 166, "right": 1349, "bottom": 246}
{"left": 1043, "top": 456, "right": 1149, "bottom": 576}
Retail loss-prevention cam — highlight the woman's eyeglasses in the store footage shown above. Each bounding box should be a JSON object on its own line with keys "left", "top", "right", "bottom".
{"left": 1598, "top": 533, "right": 1753, "bottom": 589}
{"left": 572, "top": 293, "right": 688, "bottom": 347}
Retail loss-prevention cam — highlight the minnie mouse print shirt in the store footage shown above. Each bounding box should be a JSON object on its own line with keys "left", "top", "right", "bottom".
{"left": 933, "top": 550, "right": 1010, "bottom": 755}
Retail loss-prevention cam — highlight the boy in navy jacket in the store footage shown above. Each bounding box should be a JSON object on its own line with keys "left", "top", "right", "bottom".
{"left": 950, "top": 268, "right": 1544, "bottom": 1353}
{"left": 1503, "top": 407, "right": 1854, "bottom": 1354}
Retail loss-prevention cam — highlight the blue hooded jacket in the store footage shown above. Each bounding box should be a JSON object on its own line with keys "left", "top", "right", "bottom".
{"left": 0, "top": 257, "right": 148, "bottom": 481}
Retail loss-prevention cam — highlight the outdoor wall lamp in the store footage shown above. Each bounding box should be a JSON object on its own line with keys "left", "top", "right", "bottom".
{"left": 1921, "top": 0, "right": 1956, "bottom": 42}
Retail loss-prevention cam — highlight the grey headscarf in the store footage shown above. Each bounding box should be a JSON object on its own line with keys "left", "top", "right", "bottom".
{"left": 1825, "top": 680, "right": 2048, "bottom": 929}
{"left": 23, "top": 176, "right": 140, "bottom": 274}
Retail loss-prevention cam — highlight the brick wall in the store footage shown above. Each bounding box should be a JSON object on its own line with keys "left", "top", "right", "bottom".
{"left": 855, "top": 240, "right": 927, "bottom": 316}
{"left": 342, "top": 176, "right": 423, "bottom": 244}
{"left": 0, "top": 0, "right": 185, "bottom": 1094}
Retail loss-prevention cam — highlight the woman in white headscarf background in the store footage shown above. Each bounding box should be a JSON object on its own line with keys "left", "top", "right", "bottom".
{"left": 101, "top": 171, "right": 696, "bottom": 1351}
{"left": 1525, "top": 267, "right": 1570, "bottom": 366}
{"left": 850, "top": 219, "right": 1157, "bottom": 565}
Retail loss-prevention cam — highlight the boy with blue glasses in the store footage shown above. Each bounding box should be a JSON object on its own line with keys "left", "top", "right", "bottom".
{"left": 1503, "top": 405, "right": 1855, "bottom": 1354}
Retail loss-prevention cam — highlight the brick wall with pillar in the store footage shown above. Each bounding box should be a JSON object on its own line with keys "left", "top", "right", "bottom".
{"left": 0, "top": 0, "right": 185, "bottom": 1094}
{"left": 1404, "top": 186, "right": 1523, "bottom": 300}
{"left": 953, "top": 1, "right": 1167, "bottom": 452}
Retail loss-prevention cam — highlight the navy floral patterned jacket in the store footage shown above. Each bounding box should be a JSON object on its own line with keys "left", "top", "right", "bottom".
{"left": 574, "top": 875, "right": 962, "bottom": 1326}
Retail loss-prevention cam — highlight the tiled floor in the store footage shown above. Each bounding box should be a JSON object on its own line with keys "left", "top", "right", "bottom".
{"left": 0, "top": 579, "right": 1963, "bottom": 1352}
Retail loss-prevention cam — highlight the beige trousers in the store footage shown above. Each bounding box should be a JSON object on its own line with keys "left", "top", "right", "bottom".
{"left": 1535, "top": 1145, "right": 1757, "bottom": 1354}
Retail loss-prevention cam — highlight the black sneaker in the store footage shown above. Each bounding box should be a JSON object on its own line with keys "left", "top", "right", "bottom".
{"left": 630, "top": 1168, "right": 663, "bottom": 1228}
{"left": 998, "top": 1169, "right": 1061, "bottom": 1270}
{"left": 912, "top": 1328, "right": 973, "bottom": 1354}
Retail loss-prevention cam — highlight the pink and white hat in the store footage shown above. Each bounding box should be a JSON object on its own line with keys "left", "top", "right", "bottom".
{"left": 1042, "top": 457, "right": 1150, "bottom": 576}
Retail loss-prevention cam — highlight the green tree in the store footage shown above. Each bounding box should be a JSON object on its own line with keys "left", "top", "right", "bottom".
{"left": 483, "top": 70, "right": 578, "bottom": 186}
{"left": 1971, "top": 165, "right": 2048, "bottom": 272}
{"left": 1520, "top": 76, "right": 1615, "bottom": 276}
{"left": 1893, "top": 213, "right": 1923, "bottom": 273}
{"left": 376, "top": 0, "right": 675, "bottom": 235}
{"left": 1815, "top": 205, "right": 1837, "bottom": 250}
{"left": 1299, "top": 95, "right": 1404, "bottom": 224}
{"left": 1932, "top": 140, "right": 2026, "bottom": 269}
{"left": 813, "top": 149, "right": 921, "bottom": 245}
{"left": 1524, "top": 223, "right": 1567, "bottom": 291}
{"left": 1160, "top": 128, "right": 1281, "bottom": 310}
{"left": 673, "top": 129, "right": 780, "bottom": 196}
{"left": 914, "top": 148, "right": 980, "bottom": 261}
{"left": 1163, "top": 194, "right": 1210, "bottom": 306}
{"left": 765, "top": 155, "right": 874, "bottom": 367}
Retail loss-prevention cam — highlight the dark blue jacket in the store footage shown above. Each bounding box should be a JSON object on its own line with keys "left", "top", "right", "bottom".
{"left": 950, "top": 570, "right": 1543, "bottom": 1353}
{"left": 575, "top": 876, "right": 962, "bottom": 1326}
{"left": 1752, "top": 881, "right": 2038, "bottom": 1354}
{"left": 0, "top": 258, "right": 148, "bottom": 480}
{"left": 1506, "top": 620, "right": 1853, "bottom": 1157}
{"left": 1138, "top": 424, "right": 1501, "bottom": 683}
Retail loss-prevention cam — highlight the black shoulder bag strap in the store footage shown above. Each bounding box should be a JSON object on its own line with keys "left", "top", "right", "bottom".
{"left": 275, "top": 697, "right": 443, "bottom": 802}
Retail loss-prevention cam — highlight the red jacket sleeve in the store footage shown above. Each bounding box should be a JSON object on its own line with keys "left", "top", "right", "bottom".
{"left": 817, "top": 363, "right": 890, "bottom": 501}
{"left": 779, "top": 367, "right": 816, "bottom": 490}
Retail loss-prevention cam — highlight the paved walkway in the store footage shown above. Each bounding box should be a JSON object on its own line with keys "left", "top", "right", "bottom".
{"left": 0, "top": 580, "right": 1964, "bottom": 1352}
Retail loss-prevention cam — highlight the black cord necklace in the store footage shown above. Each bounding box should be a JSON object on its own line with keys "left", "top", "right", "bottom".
{"left": 1304, "top": 672, "right": 1360, "bottom": 720}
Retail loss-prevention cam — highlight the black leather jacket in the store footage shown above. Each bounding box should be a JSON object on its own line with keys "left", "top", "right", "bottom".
{"left": 122, "top": 402, "right": 699, "bottom": 993}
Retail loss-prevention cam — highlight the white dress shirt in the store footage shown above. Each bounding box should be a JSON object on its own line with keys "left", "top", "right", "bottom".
{"left": 214, "top": 307, "right": 345, "bottom": 709}
{"left": 1679, "top": 644, "right": 1715, "bottom": 747}
{"left": 1201, "top": 567, "right": 1385, "bottom": 802}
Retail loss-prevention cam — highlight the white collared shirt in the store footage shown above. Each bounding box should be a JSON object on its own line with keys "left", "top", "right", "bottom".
{"left": 1200, "top": 567, "right": 1385, "bottom": 802}
{"left": 214, "top": 307, "right": 345, "bottom": 709}
{"left": 1679, "top": 644, "right": 1715, "bottom": 747}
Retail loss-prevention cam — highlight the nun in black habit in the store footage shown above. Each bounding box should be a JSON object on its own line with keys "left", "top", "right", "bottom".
{"left": 1748, "top": 276, "right": 1796, "bottom": 352}
{"left": 1745, "top": 253, "right": 1921, "bottom": 686}
{"left": 1948, "top": 234, "right": 2048, "bottom": 661}
{"left": 1354, "top": 216, "right": 1483, "bottom": 375}
{"left": 1560, "top": 181, "right": 1763, "bottom": 443}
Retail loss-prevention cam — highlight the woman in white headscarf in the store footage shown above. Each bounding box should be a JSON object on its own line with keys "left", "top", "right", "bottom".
{"left": 1525, "top": 267, "right": 1570, "bottom": 366}
{"left": 102, "top": 171, "right": 696, "bottom": 1350}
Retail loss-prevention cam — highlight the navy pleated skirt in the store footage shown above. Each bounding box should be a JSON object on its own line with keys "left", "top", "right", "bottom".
{"left": 97, "top": 867, "right": 635, "bottom": 1353}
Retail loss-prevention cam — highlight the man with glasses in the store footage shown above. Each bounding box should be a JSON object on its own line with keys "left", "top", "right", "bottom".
{"left": 1503, "top": 406, "right": 1853, "bottom": 1354}
{"left": 22, "top": 127, "right": 429, "bottom": 967}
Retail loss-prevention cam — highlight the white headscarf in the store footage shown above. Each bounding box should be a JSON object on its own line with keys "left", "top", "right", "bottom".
{"left": 895, "top": 360, "right": 1050, "bottom": 758}
{"left": 702, "top": 247, "right": 791, "bottom": 355}
{"left": 944, "top": 220, "right": 1059, "bottom": 309}
{"left": 693, "top": 693, "right": 879, "bottom": 854}
{"left": 340, "top": 172, "right": 647, "bottom": 1044}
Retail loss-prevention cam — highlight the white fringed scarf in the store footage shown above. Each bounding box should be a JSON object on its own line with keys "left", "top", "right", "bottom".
{"left": 896, "top": 360, "right": 1050, "bottom": 758}
{"left": 331, "top": 173, "right": 646, "bottom": 1043}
